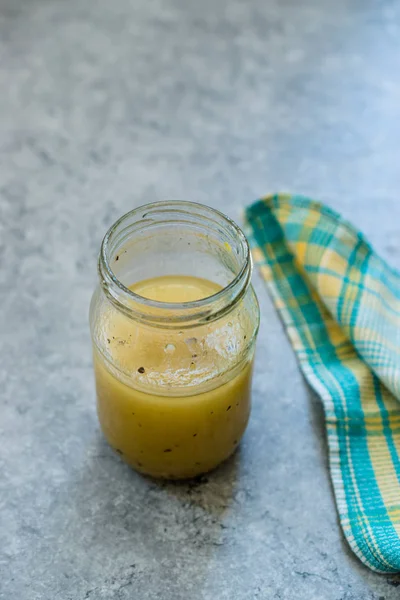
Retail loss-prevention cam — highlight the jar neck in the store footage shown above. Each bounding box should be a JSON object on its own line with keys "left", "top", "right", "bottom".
{"left": 98, "top": 201, "right": 252, "bottom": 328}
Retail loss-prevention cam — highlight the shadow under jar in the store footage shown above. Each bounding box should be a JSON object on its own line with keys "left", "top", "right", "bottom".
{"left": 89, "top": 201, "right": 260, "bottom": 479}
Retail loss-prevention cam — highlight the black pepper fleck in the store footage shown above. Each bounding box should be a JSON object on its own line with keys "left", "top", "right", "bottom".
{"left": 227, "top": 405, "right": 231, "bottom": 411}
{"left": 193, "top": 433, "right": 197, "bottom": 437}
{"left": 138, "top": 367, "right": 145, "bottom": 374}
{"left": 116, "top": 449, "right": 123, "bottom": 455}
{"left": 115, "top": 255, "right": 119, "bottom": 261}
{"left": 244, "top": 335, "right": 247, "bottom": 340}
{"left": 192, "top": 354, "right": 197, "bottom": 358}
{"left": 107, "top": 338, "right": 111, "bottom": 344}
{"left": 164, "top": 449, "right": 172, "bottom": 453}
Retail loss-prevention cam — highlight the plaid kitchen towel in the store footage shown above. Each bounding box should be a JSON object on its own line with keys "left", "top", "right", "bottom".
{"left": 245, "top": 194, "right": 400, "bottom": 573}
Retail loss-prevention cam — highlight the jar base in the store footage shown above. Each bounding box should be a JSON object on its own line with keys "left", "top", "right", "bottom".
{"left": 109, "top": 440, "right": 241, "bottom": 481}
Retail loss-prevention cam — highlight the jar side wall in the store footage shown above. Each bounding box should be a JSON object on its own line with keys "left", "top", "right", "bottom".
{"left": 89, "top": 283, "right": 259, "bottom": 397}
{"left": 110, "top": 225, "right": 244, "bottom": 291}
{"left": 94, "top": 340, "right": 255, "bottom": 479}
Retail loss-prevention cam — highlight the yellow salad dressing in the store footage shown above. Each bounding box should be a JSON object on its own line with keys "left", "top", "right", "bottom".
{"left": 93, "top": 275, "right": 254, "bottom": 479}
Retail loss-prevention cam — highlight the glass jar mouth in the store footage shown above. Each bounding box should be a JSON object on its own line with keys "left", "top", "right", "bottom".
{"left": 98, "top": 200, "right": 252, "bottom": 326}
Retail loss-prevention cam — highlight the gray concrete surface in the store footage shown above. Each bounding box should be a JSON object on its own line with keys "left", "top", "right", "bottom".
{"left": 1, "top": 0, "right": 400, "bottom": 598}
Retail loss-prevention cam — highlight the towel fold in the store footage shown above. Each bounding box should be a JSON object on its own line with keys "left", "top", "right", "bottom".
{"left": 245, "top": 194, "right": 400, "bottom": 573}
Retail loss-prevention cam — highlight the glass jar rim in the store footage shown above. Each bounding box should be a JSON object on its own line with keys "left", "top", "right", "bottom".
{"left": 98, "top": 200, "right": 252, "bottom": 326}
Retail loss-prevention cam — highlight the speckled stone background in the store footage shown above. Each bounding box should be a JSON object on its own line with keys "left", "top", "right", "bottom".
{"left": 1, "top": 0, "right": 400, "bottom": 598}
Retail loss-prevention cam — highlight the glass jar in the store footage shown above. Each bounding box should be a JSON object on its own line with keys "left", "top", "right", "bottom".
{"left": 89, "top": 201, "right": 260, "bottom": 479}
